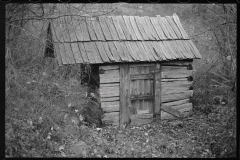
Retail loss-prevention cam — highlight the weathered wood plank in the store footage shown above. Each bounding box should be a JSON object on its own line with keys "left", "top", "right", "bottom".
{"left": 162, "top": 41, "right": 178, "bottom": 59}
{"left": 101, "top": 101, "right": 119, "bottom": 112}
{"left": 161, "top": 105, "right": 182, "bottom": 118}
{"left": 83, "top": 42, "right": 96, "bottom": 63}
{"left": 130, "top": 63, "right": 155, "bottom": 68}
{"left": 86, "top": 19, "right": 98, "bottom": 40}
{"left": 134, "top": 16, "right": 148, "bottom": 40}
{"left": 129, "top": 42, "right": 144, "bottom": 61}
{"left": 91, "top": 19, "right": 105, "bottom": 40}
{"left": 157, "top": 41, "right": 172, "bottom": 60}
{"left": 113, "top": 42, "right": 128, "bottom": 61}
{"left": 120, "top": 64, "right": 131, "bottom": 125}
{"left": 117, "top": 16, "right": 131, "bottom": 40}
{"left": 51, "top": 21, "right": 66, "bottom": 64}
{"left": 162, "top": 67, "right": 193, "bottom": 79}
{"left": 62, "top": 42, "right": 76, "bottom": 64}
{"left": 149, "top": 17, "right": 167, "bottom": 39}
{"left": 70, "top": 43, "right": 83, "bottom": 63}
{"left": 161, "top": 60, "right": 193, "bottom": 66}
{"left": 141, "top": 42, "right": 157, "bottom": 61}
{"left": 102, "top": 42, "right": 116, "bottom": 62}
{"left": 139, "top": 16, "right": 154, "bottom": 40}
{"left": 172, "top": 13, "right": 189, "bottom": 39}
{"left": 135, "top": 42, "right": 151, "bottom": 61}
{"left": 125, "top": 42, "right": 139, "bottom": 61}
{"left": 162, "top": 81, "right": 193, "bottom": 95}
{"left": 129, "top": 16, "right": 144, "bottom": 40}
{"left": 95, "top": 41, "right": 110, "bottom": 62}
{"left": 156, "top": 15, "right": 172, "bottom": 39}
{"left": 144, "top": 42, "right": 160, "bottom": 61}
{"left": 119, "top": 42, "right": 133, "bottom": 61}
{"left": 162, "top": 98, "right": 190, "bottom": 108}
{"left": 77, "top": 43, "right": 89, "bottom": 63}
{"left": 162, "top": 90, "right": 193, "bottom": 103}
{"left": 99, "top": 17, "right": 113, "bottom": 40}
{"left": 107, "top": 42, "right": 121, "bottom": 62}
{"left": 105, "top": 17, "right": 119, "bottom": 40}
{"left": 111, "top": 16, "right": 126, "bottom": 40}
{"left": 161, "top": 78, "right": 188, "bottom": 82}
{"left": 100, "top": 85, "right": 119, "bottom": 98}
{"left": 130, "top": 74, "right": 154, "bottom": 80}
{"left": 144, "top": 16, "right": 160, "bottom": 40}
{"left": 71, "top": 17, "right": 84, "bottom": 41}
{"left": 64, "top": 16, "right": 78, "bottom": 42}
{"left": 79, "top": 19, "right": 91, "bottom": 41}
{"left": 169, "top": 41, "right": 186, "bottom": 58}
{"left": 181, "top": 41, "right": 195, "bottom": 59}
{"left": 122, "top": 16, "right": 138, "bottom": 40}
{"left": 57, "top": 17, "right": 76, "bottom": 64}
{"left": 187, "top": 40, "right": 202, "bottom": 59}
{"left": 101, "top": 96, "right": 119, "bottom": 102}
{"left": 161, "top": 17, "right": 178, "bottom": 39}
{"left": 131, "top": 94, "right": 153, "bottom": 100}
{"left": 100, "top": 83, "right": 119, "bottom": 87}
{"left": 161, "top": 103, "right": 192, "bottom": 120}
{"left": 100, "top": 69, "right": 119, "bottom": 83}
{"left": 165, "top": 16, "right": 183, "bottom": 39}
{"left": 102, "top": 112, "right": 119, "bottom": 125}
{"left": 99, "top": 64, "right": 119, "bottom": 71}
{"left": 130, "top": 114, "right": 153, "bottom": 125}
{"left": 154, "top": 63, "right": 161, "bottom": 116}
{"left": 139, "top": 42, "right": 155, "bottom": 61}
{"left": 151, "top": 41, "right": 167, "bottom": 60}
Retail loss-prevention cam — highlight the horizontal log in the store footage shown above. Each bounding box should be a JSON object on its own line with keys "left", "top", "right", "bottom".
{"left": 131, "top": 94, "right": 153, "bottom": 100}
{"left": 161, "top": 78, "right": 188, "bottom": 82}
{"left": 102, "top": 112, "right": 119, "bottom": 125}
{"left": 162, "top": 67, "right": 193, "bottom": 79}
{"left": 162, "top": 99, "right": 190, "bottom": 107}
{"left": 99, "top": 65, "right": 119, "bottom": 71}
{"left": 101, "top": 101, "right": 119, "bottom": 112}
{"left": 130, "top": 63, "right": 155, "bottom": 68}
{"left": 100, "top": 69, "right": 119, "bottom": 83}
{"left": 162, "top": 90, "right": 193, "bottom": 103}
{"left": 161, "top": 60, "right": 193, "bottom": 66}
{"left": 100, "top": 83, "right": 119, "bottom": 87}
{"left": 101, "top": 96, "right": 119, "bottom": 102}
{"left": 130, "top": 113, "right": 153, "bottom": 125}
{"left": 162, "top": 81, "right": 193, "bottom": 95}
{"left": 100, "top": 85, "right": 119, "bottom": 98}
{"left": 130, "top": 74, "right": 154, "bottom": 80}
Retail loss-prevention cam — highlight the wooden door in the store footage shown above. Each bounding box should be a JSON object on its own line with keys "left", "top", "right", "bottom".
{"left": 119, "top": 63, "right": 161, "bottom": 125}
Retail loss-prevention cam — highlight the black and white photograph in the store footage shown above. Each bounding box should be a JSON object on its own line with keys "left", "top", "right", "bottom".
{"left": 5, "top": 3, "right": 237, "bottom": 158}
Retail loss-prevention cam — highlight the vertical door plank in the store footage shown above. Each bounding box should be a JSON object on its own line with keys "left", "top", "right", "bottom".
{"left": 120, "top": 64, "right": 131, "bottom": 125}
{"left": 154, "top": 63, "right": 161, "bottom": 118}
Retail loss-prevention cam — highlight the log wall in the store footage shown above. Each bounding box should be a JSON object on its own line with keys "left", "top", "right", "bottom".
{"left": 99, "top": 65, "right": 120, "bottom": 125}
{"left": 160, "top": 60, "right": 193, "bottom": 119}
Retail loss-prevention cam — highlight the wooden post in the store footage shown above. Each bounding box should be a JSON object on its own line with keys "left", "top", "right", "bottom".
{"left": 154, "top": 63, "right": 161, "bottom": 120}
{"left": 120, "top": 64, "right": 131, "bottom": 125}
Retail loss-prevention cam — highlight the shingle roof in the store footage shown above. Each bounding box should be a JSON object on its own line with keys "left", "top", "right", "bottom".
{"left": 50, "top": 13, "right": 201, "bottom": 65}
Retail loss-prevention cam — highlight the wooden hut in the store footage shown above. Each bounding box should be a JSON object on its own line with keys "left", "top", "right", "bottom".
{"left": 47, "top": 13, "right": 201, "bottom": 126}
